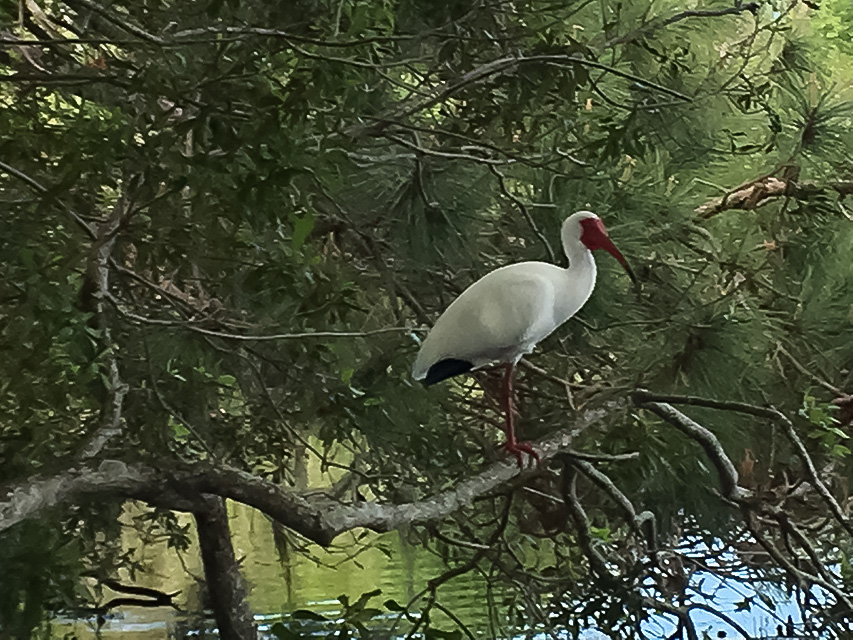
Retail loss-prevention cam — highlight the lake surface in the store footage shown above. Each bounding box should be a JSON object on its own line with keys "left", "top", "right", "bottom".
{"left": 50, "top": 500, "right": 811, "bottom": 639}
{"left": 52, "top": 501, "right": 509, "bottom": 639}
{"left": 48, "top": 445, "right": 811, "bottom": 640}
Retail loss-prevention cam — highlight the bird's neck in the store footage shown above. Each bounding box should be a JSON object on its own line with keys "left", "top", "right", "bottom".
{"left": 555, "top": 243, "right": 597, "bottom": 322}
{"left": 566, "top": 244, "right": 596, "bottom": 281}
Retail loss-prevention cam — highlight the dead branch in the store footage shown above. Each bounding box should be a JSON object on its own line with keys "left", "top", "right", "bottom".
{"left": 695, "top": 177, "right": 788, "bottom": 218}
{"left": 696, "top": 176, "right": 853, "bottom": 218}
{"left": 562, "top": 454, "right": 654, "bottom": 550}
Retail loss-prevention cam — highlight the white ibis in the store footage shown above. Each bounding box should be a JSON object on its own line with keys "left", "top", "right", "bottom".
{"left": 412, "top": 210, "right": 636, "bottom": 466}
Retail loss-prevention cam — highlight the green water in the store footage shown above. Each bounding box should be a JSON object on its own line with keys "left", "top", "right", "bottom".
{"left": 52, "top": 501, "right": 502, "bottom": 639}
{"left": 48, "top": 500, "right": 804, "bottom": 639}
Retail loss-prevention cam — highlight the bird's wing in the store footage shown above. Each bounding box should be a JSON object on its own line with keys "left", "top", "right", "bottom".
{"left": 471, "top": 267, "right": 559, "bottom": 349}
{"left": 413, "top": 264, "right": 561, "bottom": 377}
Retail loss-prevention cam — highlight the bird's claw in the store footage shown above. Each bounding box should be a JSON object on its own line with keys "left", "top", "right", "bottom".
{"left": 501, "top": 440, "right": 540, "bottom": 469}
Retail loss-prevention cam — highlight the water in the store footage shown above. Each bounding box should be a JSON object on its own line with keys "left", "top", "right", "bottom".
{"left": 47, "top": 495, "right": 820, "bottom": 639}
{"left": 52, "top": 502, "right": 501, "bottom": 639}
{"left": 49, "top": 501, "right": 815, "bottom": 639}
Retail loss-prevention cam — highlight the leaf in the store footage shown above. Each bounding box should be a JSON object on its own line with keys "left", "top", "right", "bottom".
{"left": 218, "top": 374, "right": 236, "bottom": 386}
{"left": 291, "top": 609, "right": 329, "bottom": 621}
{"left": 292, "top": 213, "right": 315, "bottom": 251}
{"left": 384, "top": 599, "right": 405, "bottom": 612}
{"left": 832, "top": 444, "right": 851, "bottom": 458}
{"left": 589, "top": 525, "right": 611, "bottom": 542}
{"left": 734, "top": 597, "right": 753, "bottom": 611}
{"left": 352, "top": 588, "right": 381, "bottom": 611}
{"left": 170, "top": 418, "right": 190, "bottom": 439}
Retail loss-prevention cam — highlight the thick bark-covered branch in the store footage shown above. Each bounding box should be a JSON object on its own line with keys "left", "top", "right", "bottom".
{"left": 194, "top": 497, "right": 257, "bottom": 640}
{"left": 0, "top": 404, "right": 612, "bottom": 545}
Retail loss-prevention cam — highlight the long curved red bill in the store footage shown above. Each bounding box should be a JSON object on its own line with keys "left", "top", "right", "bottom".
{"left": 579, "top": 217, "right": 638, "bottom": 287}
{"left": 601, "top": 238, "right": 638, "bottom": 287}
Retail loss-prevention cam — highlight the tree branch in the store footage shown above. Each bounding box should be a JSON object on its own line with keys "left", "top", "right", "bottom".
{"left": 353, "top": 53, "right": 689, "bottom": 136}
{"left": 742, "top": 510, "right": 853, "bottom": 611}
{"left": 562, "top": 454, "right": 655, "bottom": 550}
{"left": 489, "top": 165, "right": 557, "bottom": 263}
{"left": 187, "top": 325, "right": 421, "bottom": 342}
{"left": 560, "top": 463, "right": 614, "bottom": 578}
{"left": 634, "top": 389, "right": 853, "bottom": 537}
{"left": 194, "top": 496, "right": 257, "bottom": 640}
{"left": 638, "top": 401, "right": 743, "bottom": 501}
{"left": 641, "top": 599, "right": 699, "bottom": 640}
{"left": 0, "top": 403, "right": 614, "bottom": 544}
{"left": 0, "top": 159, "right": 96, "bottom": 238}
{"left": 695, "top": 176, "right": 853, "bottom": 218}
{"left": 76, "top": 196, "right": 134, "bottom": 460}
{"left": 636, "top": 390, "right": 853, "bottom": 607}
{"left": 62, "top": 0, "right": 165, "bottom": 44}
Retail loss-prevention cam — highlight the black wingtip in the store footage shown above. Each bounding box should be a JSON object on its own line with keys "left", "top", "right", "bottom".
{"left": 423, "top": 358, "right": 474, "bottom": 386}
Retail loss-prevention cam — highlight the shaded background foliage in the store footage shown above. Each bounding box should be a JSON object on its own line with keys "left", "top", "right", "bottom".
{"left": 1, "top": 0, "right": 853, "bottom": 636}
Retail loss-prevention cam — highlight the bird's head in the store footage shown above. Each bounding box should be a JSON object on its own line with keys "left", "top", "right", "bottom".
{"left": 564, "top": 211, "right": 638, "bottom": 286}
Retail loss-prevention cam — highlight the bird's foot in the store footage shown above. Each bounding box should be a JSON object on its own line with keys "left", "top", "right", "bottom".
{"left": 501, "top": 440, "right": 540, "bottom": 468}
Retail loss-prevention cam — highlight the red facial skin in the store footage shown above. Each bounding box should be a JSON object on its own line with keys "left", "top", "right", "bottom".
{"left": 579, "top": 217, "right": 637, "bottom": 285}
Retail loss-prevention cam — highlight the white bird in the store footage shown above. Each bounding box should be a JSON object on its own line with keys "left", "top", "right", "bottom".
{"left": 412, "top": 210, "right": 636, "bottom": 466}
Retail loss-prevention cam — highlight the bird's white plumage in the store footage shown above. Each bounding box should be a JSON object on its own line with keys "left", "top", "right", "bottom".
{"left": 412, "top": 211, "right": 602, "bottom": 380}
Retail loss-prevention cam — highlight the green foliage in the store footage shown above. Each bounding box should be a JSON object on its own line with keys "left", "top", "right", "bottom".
{"left": 0, "top": 522, "right": 83, "bottom": 639}
{"left": 2, "top": 0, "right": 853, "bottom": 635}
{"left": 801, "top": 389, "right": 848, "bottom": 458}
{"left": 271, "top": 589, "right": 391, "bottom": 639}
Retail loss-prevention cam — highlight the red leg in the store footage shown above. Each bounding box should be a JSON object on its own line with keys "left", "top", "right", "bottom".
{"left": 499, "top": 362, "right": 540, "bottom": 468}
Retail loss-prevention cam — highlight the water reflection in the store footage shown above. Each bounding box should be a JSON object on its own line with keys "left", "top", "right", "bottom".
{"left": 54, "top": 501, "right": 493, "bottom": 639}
{"left": 51, "top": 499, "right": 811, "bottom": 638}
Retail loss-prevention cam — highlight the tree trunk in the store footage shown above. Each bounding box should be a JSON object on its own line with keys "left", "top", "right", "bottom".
{"left": 194, "top": 496, "right": 257, "bottom": 640}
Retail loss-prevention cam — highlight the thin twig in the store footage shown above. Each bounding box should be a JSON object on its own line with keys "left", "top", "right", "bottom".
{"left": 606, "top": 2, "right": 759, "bottom": 47}
{"left": 489, "top": 165, "right": 556, "bottom": 263}
{"left": 560, "top": 463, "right": 614, "bottom": 578}
{"left": 0, "top": 160, "right": 96, "bottom": 238}
{"left": 186, "top": 325, "right": 421, "bottom": 341}
{"left": 776, "top": 344, "right": 843, "bottom": 395}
